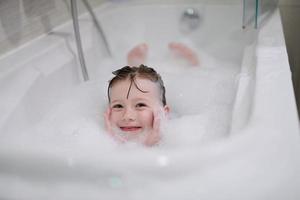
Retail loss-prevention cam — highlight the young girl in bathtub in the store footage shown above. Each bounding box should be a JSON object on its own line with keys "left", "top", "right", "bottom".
{"left": 104, "top": 64, "right": 170, "bottom": 146}
{"left": 104, "top": 43, "right": 198, "bottom": 146}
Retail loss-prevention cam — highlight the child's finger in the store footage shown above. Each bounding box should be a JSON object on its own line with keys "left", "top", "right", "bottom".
{"left": 104, "top": 108, "right": 126, "bottom": 143}
{"left": 103, "top": 107, "right": 113, "bottom": 135}
{"left": 152, "top": 109, "right": 161, "bottom": 133}
{"left": 144, "top": 110, "right": 161, "bottom": 146}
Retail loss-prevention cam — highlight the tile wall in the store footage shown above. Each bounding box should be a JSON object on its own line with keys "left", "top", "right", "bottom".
{"left": 0, "top": 0, "right": 103, "bottom": 56}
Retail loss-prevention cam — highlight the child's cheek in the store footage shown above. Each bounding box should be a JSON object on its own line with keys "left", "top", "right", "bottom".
{"left": 110, "top": 112, "right": 119, "bottom": 126}
{"left": 138, "top": 110, "right": 152, "bottom": 128}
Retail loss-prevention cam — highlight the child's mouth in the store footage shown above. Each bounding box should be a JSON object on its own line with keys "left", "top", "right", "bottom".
{"left": 120, "top": 126, "right": 142, "bottom": 132}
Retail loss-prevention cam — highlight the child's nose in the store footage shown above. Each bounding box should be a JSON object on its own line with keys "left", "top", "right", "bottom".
{"left": 122, "top": 107, "right": 136, "bottom": 121}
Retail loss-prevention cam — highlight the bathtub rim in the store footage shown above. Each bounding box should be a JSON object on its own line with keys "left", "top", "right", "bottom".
{"left": 230, "top": 8, "right": 299, "bottom": 137}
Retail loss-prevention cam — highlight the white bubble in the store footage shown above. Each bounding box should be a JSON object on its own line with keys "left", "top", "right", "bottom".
{"left": 157, "top": 155, "right": 169, "bottom": 167}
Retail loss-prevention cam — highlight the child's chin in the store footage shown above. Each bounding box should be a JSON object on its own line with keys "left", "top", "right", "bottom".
{"left": 116, "top": 128, "right": 149, "bottom": 143}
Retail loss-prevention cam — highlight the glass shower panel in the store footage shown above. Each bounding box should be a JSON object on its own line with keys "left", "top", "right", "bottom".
{"left": 242, "top": 0, "right": 259, "bottom": 28}
{"left": 243, "top": 0, "right": 279, "bottom": 29}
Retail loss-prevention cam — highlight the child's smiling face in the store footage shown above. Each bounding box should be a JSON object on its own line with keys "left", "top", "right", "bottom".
{"left": 109, "top": 77, "right": 162, "bottom": 138}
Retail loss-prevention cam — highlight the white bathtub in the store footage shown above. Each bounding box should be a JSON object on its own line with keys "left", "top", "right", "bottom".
{"left": 0, "top": 1, "right": 300, "bottom": 199}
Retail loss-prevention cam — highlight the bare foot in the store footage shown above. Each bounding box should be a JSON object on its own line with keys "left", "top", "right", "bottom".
{"left": 168, "top": 42, "right": 199, "bottom": 66}
{"left": 127, "top": 43, "right": 148, "bottom": 66}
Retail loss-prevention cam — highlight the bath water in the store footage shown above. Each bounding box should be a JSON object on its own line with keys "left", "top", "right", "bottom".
{"left": 0, "top": 45, "right": 242, "bottom": 200}
{"left": 7, "top": 45, "right": 238, "bottom": 150}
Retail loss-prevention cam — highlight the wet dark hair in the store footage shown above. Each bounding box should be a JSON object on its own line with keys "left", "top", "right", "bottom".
{"left": 107, "top": 64, "right": 167, "bottom": 106}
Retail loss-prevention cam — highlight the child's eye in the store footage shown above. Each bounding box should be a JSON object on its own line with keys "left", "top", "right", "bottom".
{"left": 112, "top": 104, "right": 123, "bottom": 109}
{"left": 136, "top": 103, "right": 147, "bottom": 108}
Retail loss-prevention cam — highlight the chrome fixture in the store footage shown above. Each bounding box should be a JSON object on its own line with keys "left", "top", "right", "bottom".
{"left": 82, "top": 0, "right": 111, "bottom": 57}
{"left": 71, "top": 0, "right": 89, "bottom": 81}
{"left": 70, "top": 0, "right": 112, "bottom": 81}
{"left": 180, "top": 8, "right": 201, "bottom": 33}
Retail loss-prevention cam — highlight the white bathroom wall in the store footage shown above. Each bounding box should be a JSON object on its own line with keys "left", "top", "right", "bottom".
{"left": 0, "top": 0, "right": 240, "bottom": 57}
{"left": 279, "top": 0, "right": 300, "bottom": 5}
{"left": 0, "top": 0, "right": 104, "bottom": 56}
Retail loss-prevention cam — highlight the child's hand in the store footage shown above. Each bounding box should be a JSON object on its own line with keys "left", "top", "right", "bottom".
{"left": 144, "top": 109, "right": 164, "bottom": 146}
{"left": 104, "top": 107, "right": 125, "bottom": 143}
{"left": 104, "top": 107, "right": 113, "bottom": 135}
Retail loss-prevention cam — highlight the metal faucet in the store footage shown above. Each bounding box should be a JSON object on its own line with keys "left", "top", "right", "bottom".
{"left": 180, "top": 8, "right": 201, "bottom": 33}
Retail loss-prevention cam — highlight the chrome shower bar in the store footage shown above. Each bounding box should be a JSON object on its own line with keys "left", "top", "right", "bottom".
{"left": 71, "top": 0, "right": 89, "bottom": 81}
{"left": 82, "top": 0, "right": 112, "bottom": 57}
{"left": 70, "top": 0, "right": 112, "bottom": 81}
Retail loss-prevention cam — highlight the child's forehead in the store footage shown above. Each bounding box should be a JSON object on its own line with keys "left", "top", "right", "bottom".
{"left": 112, "top": 77, "right": 158, "bottom": 89}
{"left": 110, "top": 78, "right": 160, "bottom": 97}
